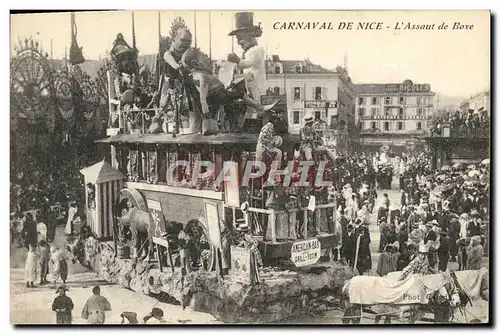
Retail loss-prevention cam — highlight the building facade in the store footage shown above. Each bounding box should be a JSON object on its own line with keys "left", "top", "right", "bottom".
{"left": 264, "top": 55, "right": 356, "bottom": 152}
{"left": 354, "top": 80, "right": 435, "bottom": 153}
{"left": 467, "top": 90, "right": 490, "bottom": 115}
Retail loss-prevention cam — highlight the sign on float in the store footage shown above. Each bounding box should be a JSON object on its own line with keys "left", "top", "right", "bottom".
{"left": 291, "top": 238, "right": 321, "bottom": 267}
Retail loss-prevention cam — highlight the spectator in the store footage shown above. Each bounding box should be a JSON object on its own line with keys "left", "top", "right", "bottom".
{"left": 24, "top": 244, "right": 38, "bottom": 288}
{"left": 81, "top": 286, "right": 112, "bottom": 324}
{"left": 52, "top": 286, "right": 74, "bottom": 324}
{"left": 466, "top": 235, "right": 484, "bottom": 270}
{"left": 376, "top": 242, "right": 400, "bottom": 277}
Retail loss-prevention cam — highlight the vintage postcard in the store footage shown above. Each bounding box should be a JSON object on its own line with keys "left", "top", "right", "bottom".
{"left": 9, "top": 10, "right": 490, "bottom": 325}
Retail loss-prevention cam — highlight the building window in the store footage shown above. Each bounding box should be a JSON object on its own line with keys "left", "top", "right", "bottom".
{"left": 398, "top": 122, "right": 403, "bottom": 130}
{"left": 385, "top": 96, "right": 392, "bottom": 105}
{"left": 385, "top": 108, "right": 390, "bottom": 117}
{"left": 315, "top": 87, "right": 323, "bottom": 100}
{"left": 314, "top": 110, "right": 322, "bottom": 120}
{"left": 417, "top": 122, "right": 422, "bottom": 130}
{"left": 275, "top": 65, "right": 282, "bottom": 74}
{"left": 358, "top": 108, "right": 365, "bottom": 119}
{"left": 296, "top": 64, "right": 303, "bottom": 73}
{"left": 293, "top": 87, "right": 301, "bottom": 101}
{"left": 417, "top": 108, "right": 423, "bottom": 117}
{"left": 371, "top": 108, "right": 377, "bottom": 117}
{"left": 399, "top": 108, "right": 404, "bottom": 118}
{"left": 416, "top": 96, "right": 422, "bottom": 105}
{"left": 384, "top": 122, "right": 389, "bottom": 131}
{"left": 273, "top": 86, "right": 280, "bottom": 95}
{"left": 293, "top": 110, "right": 300, "bottom": 124}
{"left": 370, "top": 122, "right": 376, "bottom": 130}
{"left": 372, "top": 97, "right": 378, "bottom": 105}
{"left": 358, "top": 97, "right": 364, "bottom": 105}
{"left": 399, "top": 96, "right": 405, "bottom": 104}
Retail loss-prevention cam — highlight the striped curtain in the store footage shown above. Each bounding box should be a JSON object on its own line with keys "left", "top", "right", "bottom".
{"left": 93, "top": 179, "right": 124, "bottom": 239}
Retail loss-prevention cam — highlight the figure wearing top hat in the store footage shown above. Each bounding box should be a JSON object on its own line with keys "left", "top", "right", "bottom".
{"left": 227, "top": 12, "right": 279, "bottom": 122}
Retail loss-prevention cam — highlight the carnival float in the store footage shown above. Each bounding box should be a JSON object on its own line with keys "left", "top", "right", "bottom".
{"left": 12, "top": 12, "right": 357, "bottom": 323}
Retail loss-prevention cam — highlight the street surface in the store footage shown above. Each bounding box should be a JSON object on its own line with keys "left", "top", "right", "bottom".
{"left": 10, "top": 226, "right": 220, "bottom": 324}
{"left": 10, "top": 178, "right": 489, "bottom": 324}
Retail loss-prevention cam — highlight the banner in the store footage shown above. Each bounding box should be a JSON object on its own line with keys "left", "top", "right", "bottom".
{"left": 291, "top": 239, "right": 321, "bottom": 267}
{"left": 230, "top": 246, "right": 252, "bottom": 284}
{"left": 147, "top": 199, "right": 165, "bottom": 237}
{"left": 204, "top": 201, "right": 222, "bottom": 249}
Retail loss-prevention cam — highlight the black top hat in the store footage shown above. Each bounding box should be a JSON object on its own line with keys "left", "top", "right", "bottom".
{"left": 228, "top": 12, "right": 263, "bottom": 37}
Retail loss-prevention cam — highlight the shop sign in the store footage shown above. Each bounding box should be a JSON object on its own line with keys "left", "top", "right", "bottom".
{"left": 305, "top": 100, "right": 338, "bottom": 109}
{"left": 146, "top": 199, "right": 166, "bottom": 237}
{"left": 291, "top": 238, "right": 321, "bottom": 267}
{"left": 384, "top": 82, "right": 431, "bottom": 93}
{"left": 230, "top": 246, "right": 252, "bottom": 284}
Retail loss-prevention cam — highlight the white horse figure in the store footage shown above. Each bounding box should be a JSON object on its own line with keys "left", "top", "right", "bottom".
{"left": 342, "top": 271, "right": 462, "bottom": 324}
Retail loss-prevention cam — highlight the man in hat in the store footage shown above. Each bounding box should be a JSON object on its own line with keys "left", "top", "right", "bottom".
{"left": 456, "top": 237, "right": 469, "bottom": 270}
{"left": 81, "top": 286, "right": 112, "bottom": 324}
{"left": 467, "top": 211, "right": 482, "bottom": 238}
{"left": 406, "top": 205, "right": 418, "bottom": 233}
{"left": 342, "top": 223, "right": 357, "bottom": 267}
{"left": 397, "top": 222, "right": 409, "bottom": 254}
{"left": 21, "top": 214, "right": 37, "bottom": 250}
{"left": 448, "top": 215, "right": 461, "bottom": 261}
{"left": 353, "top": 222, "right": 371, "bottom": 275}
{"left": 424, "top": 220, "right": 440, "bottom": 269}
{"left": 378, "top": 217, "right": 389, "bottom": 253}
{"left": 255, "top": 114, "right": 283, "bottom": 170}
{"left": 227, "top": 12, "right": 270, "bottom": 116}
{"left": 436, "top": 205, "right": 449, "bottom": 233}
{"left": 437, "top": 228, "right": 450, "bottom": 272}
{"left": 52, "top": 285, "right": 74, "bottom": 324}
{"left": 299, "top": 116, "right": 336, "bottom": 162}
{"left": 466, "top": 235, "right": 484, "bottom": 270}
{"left": 399, "top": 244, "right": 436, "bottom": 281}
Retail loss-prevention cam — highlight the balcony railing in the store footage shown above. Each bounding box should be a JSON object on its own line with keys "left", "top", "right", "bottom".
{"left": 431, "top": 126, "right": 490, "bottom": 138}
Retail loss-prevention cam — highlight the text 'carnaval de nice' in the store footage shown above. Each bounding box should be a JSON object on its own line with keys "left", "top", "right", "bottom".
{"left": 272, "top": 21, "right": 475, "bottom": 31}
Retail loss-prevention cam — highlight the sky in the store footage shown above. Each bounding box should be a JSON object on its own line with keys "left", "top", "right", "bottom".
{"left": 10, "top": 10, "right": 490, "bottom": 97}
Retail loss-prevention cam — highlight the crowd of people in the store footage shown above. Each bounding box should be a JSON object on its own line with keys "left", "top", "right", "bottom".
{"left": 335, "top": 151, "right": 489, "bottom": 279}
{"left": 430, "top": 110, "right": 490, "bottom": 137}
{"left": 10, "top": 161, "right": 85, "bottom": 213}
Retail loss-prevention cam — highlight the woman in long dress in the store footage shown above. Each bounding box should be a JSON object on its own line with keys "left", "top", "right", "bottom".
{"left": 51, "top": 247, "right": 69, "bottom": 284}
{"left": 37, "top": 221, "right": 47, "bottom": 243}
{"left": 25, "top": 244, "right": 38, "bottom": 288}
{"left": 65, "top": 202, "right": 78, "bottom": 236}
